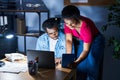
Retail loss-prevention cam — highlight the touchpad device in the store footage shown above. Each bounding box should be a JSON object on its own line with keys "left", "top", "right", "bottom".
{"left": 62, "top": 54, "right": 75, "bottom": 68}
{"left": 0, "top": 61, "right": 5, "bottom": 67}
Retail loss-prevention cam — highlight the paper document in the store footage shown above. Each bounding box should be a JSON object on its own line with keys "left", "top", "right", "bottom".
{"left": 0, "top": 61, "right": 28, "bottom": 73}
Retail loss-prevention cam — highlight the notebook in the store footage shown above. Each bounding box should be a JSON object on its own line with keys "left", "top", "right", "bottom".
{"left": 26, "top": 50, "right": 55, "bottom": 69}
{"left": 61, "top": 54, "right": 75, "bottom": 68}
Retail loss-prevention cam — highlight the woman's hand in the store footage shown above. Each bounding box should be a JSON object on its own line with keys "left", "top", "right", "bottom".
{"left": 67, "top": 61, "right": 79, "bottom": 69}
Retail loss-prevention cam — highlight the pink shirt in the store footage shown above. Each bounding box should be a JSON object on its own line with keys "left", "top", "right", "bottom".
{"left": 64, "top": 16, "right": 99, "bottom": 43}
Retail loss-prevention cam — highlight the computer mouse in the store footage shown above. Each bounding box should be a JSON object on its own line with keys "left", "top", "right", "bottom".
{"left": 0, "top": 61, "right": 5, "bottom": 67}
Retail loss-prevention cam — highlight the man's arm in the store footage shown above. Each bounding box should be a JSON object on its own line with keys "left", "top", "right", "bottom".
{"left": 35, "top": 34, "right": 48, "bottom": 50}
{"left": 36, "top": 37, "right": 41, "bottom": 50}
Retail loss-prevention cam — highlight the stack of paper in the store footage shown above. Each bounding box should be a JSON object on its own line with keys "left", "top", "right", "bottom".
{"left": 0, "top": 61, "right": 28, "bottom": 74}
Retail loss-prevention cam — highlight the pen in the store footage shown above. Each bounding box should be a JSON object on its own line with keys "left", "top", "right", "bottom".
{"left": 0, "top": 71, "right": 20, "bottom": 74}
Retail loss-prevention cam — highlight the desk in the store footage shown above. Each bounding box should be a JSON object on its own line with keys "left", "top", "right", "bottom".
{"left": 0, "top": 58, "right": 76, "bottom": 80}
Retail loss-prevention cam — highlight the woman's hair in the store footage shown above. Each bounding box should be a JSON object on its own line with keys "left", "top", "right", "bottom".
{"left": 62, "top": 5, "right": 81, "bottom": 24}
{"left": 42, "top": 18, "right": 60, "bottom": 32}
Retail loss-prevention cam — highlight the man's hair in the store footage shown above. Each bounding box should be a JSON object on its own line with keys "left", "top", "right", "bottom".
{"left": 62, "top": 5, "right": 81, "bottom": 23}
{"left": 42, "top": 18, "right": 61, "bottom": 32}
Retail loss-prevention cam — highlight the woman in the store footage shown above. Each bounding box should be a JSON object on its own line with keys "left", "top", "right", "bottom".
{"left": 61, "top": 5, "right": 105, "bottom": 80}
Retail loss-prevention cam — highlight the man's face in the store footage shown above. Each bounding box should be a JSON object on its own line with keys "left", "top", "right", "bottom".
{"left": 46, "top": 26, "right": 58, "bottom": 40}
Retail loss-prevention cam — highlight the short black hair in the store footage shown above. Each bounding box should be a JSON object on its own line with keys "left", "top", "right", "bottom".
{"left": 62, "top": 5, "right": 81, "bottom": 23}
{"left": 42, "top": 18, "right": 61, "bottom": 32}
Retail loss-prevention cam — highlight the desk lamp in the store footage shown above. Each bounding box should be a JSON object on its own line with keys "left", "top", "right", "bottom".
{"left": 0, "top": 25, "right": 15, "bottom": 39}
{"left": 4, "top": 30, "right": 15, "bottom": 39}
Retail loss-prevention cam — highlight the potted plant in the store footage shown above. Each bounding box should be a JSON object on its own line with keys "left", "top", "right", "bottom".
{"left": 102, "top": 0, "right": 120, "bottom": 59}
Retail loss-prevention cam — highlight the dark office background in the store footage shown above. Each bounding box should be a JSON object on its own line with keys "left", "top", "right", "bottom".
{"left": 0, "top": 0, "right": 120, "bottom": 80}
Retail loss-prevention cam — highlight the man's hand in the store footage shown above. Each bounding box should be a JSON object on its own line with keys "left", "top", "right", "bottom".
{"left": 55, "top": 58, "right": 61, "bottom": 65}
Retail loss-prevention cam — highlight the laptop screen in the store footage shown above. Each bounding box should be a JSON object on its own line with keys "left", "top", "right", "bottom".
{"left": 26, "top": 50, "right": 55, "bottom": 69}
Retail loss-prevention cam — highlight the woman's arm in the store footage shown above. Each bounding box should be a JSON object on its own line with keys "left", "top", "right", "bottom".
{"left": 67, "top": 42, "right": 91, "bottom": 68}
{"left": 75, "top": 42, "right": 91, "bottom": 64}
{"left": 66, "top": 33, "right": 73, "bottom": 54}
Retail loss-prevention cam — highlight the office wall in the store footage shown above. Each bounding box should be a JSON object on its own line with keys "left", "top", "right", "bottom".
{"left": 17, "top": 0, "right": 120, "bottom": 80}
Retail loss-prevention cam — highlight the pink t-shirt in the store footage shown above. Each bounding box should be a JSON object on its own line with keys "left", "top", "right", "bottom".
{"left": 64, "top": 16, "right": 99, "bottom": 43}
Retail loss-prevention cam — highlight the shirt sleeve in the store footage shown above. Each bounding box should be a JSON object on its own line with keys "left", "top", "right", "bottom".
{"left": 64, "top": 24, "right": 72, "bottom": 34}
{"left": 81, "top": 25, "right": 93, "bottom": 43}
{"left": 36, "top": 38, "right": 41, "bottom": 50}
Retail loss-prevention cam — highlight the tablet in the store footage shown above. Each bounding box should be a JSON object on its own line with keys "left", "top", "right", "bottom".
{"left": 61, "top": 54, "right": 75, "bottom": 68}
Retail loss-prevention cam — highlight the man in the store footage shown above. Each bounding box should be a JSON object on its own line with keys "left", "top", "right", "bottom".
{"left": 36, "top": 18, "right": 66, "bottom": 64}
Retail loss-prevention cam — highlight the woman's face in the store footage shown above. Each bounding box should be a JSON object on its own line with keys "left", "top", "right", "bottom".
{"left": 64, "top": 19, "right": 77, "bottom": 29}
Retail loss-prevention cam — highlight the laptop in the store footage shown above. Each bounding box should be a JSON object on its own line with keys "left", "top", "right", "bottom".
{"left": 26, "top": 50, "right": 55, "bottom": 69}
{"left": 61, "top": 54, "right": 75, "bottom": 68}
